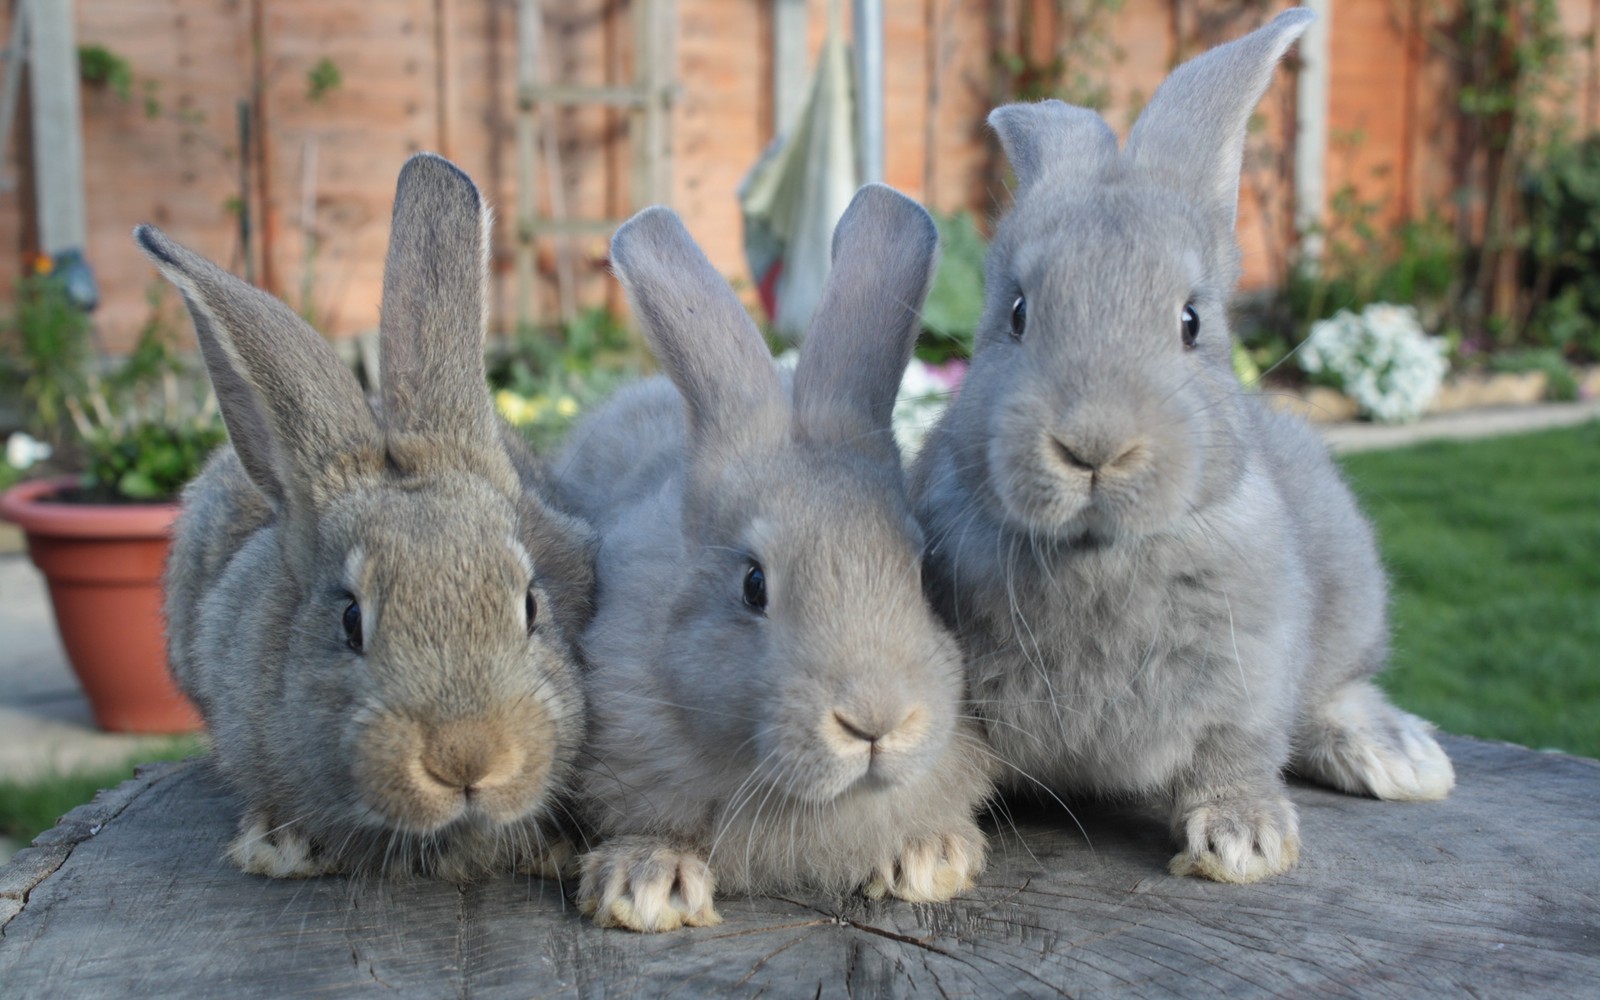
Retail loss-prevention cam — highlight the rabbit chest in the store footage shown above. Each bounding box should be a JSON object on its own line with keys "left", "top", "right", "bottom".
{"left": 931, "top": 468, "right": 1311, "bottom": 798}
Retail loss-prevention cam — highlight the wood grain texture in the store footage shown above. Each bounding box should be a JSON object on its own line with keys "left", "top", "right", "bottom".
{"left": 2, "top": 735, "right": 1596, "bottom": 996}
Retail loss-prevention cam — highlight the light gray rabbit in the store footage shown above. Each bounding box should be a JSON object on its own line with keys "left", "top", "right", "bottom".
{"left": 145, "top": 154, "right": 596, "bottom": 880}
{"left": 911, "top": 8, "right": 1453, "bottom": 884}
{"left": 554, "top": 184, "right": 993, "bottom": 932}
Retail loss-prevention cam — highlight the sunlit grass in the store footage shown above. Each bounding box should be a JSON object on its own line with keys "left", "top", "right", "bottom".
{"left": 1342, "top": 420, "right": 1600, "bottom": 757}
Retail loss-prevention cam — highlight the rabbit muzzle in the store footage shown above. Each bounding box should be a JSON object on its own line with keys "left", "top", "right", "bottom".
{"left": 354, "top": 703, "right": 558, "bottom": 834}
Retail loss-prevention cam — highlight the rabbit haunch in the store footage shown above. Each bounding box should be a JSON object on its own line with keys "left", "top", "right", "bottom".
{"left": 147, "top": 153, "right": 595, "bottom": 881}
{"left": 912, "top": 8, "right": 1452, "bottom": 886}
{"left": 555, "top": 184, "right": 993, "bottom": 933}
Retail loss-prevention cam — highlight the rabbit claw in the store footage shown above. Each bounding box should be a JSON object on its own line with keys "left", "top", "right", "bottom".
{"left": 864, "top": 828, "right": 985, "bottom": 903}
{"left": 1169, "top": 790, "right": 1300, "bottom": 883}
{"left": 228, "top": 810, "right": 335, "bottom": 878}
{"left": 1296, "top": 681, "right": 1456, "bottom": 802}
{"left": 577, "top": 836, "right": 721, "bottom": 932}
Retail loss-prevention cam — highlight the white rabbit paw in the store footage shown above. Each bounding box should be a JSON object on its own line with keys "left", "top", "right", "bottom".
{"left": 1296, "top": 680, "right": 1456, "bottom": 802}
{"left": 864, "top": 828, "right": 986, "bottom": 903}
{"left": 228, "top": 811, "right": 335, "bottom": 878}
{"left": 577, "top": 836, "right": 721, "bottom": 932}
{"left": 1169, "top": 791, "right": 1300, "bottom": 884}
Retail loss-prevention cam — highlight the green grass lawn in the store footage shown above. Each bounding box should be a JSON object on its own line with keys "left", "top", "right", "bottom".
{"left": 1342, "top": 420, "right": 1600, "bottom": 758}
{"left": 0, "top": 738, "right": 201, "bottom": 849}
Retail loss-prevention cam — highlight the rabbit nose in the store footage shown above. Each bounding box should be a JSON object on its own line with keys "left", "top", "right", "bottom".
{"left": 1053, "top": 437, "right": 1098, "bottom": 473}
{"left": 420, "top": 720, "right": 522, "bottom": 792}
{"left": 1051, "top": 434, "right": 1142, "bottom": 475}
{"left": 833, "top": 710, "right": 886, "bottom": 745}
{"left": 826, "top": 705, "right": 928, "bottom": 754}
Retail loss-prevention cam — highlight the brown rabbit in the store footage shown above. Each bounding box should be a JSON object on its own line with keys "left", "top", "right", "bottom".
{"left": 146, "top": 154, "right": 595, "bottom": 880}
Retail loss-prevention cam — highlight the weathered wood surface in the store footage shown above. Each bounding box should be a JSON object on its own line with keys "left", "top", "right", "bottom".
{"left": 1, "top": 735, "right": 1596, "bottom": 998}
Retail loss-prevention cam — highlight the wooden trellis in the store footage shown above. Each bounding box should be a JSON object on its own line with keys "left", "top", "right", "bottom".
{"left": 514, "top": 0, "right": 676, "bottom": 331}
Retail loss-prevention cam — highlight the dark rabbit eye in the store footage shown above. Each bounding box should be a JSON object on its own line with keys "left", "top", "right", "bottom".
{"left": 1181, "top": 303, "right": 1200, "bottom": 348}
{"left": 1010, "top": 296, "right": 1028, "bottom": 339}
{"left": 525, "top": 587, "right": 538, "bottom": 635}
{"left": 743, "top": 563, "right": 767, "bottom": 612}
{"left": 342, "top": 599, "right": 364, "bottom": 653}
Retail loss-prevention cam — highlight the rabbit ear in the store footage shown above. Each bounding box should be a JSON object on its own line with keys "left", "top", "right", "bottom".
{"left": 989, "top": 100, "right": 1119, "bottom": 194}
{"left": 1123, "top": 7, "right": 1314, "bottom": 226}
{"left": 791, "top": 183, "right": 938, "bottom": 452}
{"left": 378, "top": 153, "right": 501, "bottom": 452}
{"left": 609, "top": 206, "right": 785, "bottom": 448}
{"left": 134, "top": 225, "right": 382, "bottom": 510}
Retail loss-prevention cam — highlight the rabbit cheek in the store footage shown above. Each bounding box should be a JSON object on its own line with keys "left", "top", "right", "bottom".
{"left": 985, "top": 397, "right": 1092, "bottom": 533}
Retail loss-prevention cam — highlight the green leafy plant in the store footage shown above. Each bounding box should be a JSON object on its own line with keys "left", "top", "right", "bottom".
{"left": 919, "top": 210, "right": 987, "bottom": 363}
{"left": 1240, "top": 181, "right": 1459, "bottom": 378}
{"left": 1487, "top": 347, "right": 1580, "bottom": 401}
{"left": 1521, "top": 134, "right": 1600, "bottom": 361}
{"left": 78, "top": 43, "right": 161, "bottom": 118}
{"left": 307, "top": 57, "right": 342, "bottom": 102}
{"left": 77, "top": 44, "right": 134, "bottom": 101}
{"left": 1, "top": 278, "right": 224, "bottom": 504}
{"left": 1, "top": 270, "right": 92, "bottom": 450}
{"left": 487, "top": 307, "right": 646, "bottom": 451}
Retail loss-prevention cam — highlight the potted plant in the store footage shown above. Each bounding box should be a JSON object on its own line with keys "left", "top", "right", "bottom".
{"left": 1, "top": 263, "right": 223, "bottom": 733}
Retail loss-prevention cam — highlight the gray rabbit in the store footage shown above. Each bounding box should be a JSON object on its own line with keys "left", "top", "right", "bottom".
{"left": 554, "top": 184, "right": 993, "bottom": 931}
{"left": 146, "top": 154, "right": 596, "bottom": 880}
{"left": 911, "top": 9, "right": 1453, "bottom": 884}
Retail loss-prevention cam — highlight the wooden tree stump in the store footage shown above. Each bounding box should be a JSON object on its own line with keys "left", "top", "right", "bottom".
{"left": 2, "top": 735, "right": 1596, "bottom": 997}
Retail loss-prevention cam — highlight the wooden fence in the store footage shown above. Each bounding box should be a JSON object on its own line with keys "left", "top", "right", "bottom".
{"left": 1, "top": 0, "right": 1598, "bottom": 352}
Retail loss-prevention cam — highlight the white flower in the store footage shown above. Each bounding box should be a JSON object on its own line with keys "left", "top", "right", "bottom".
{"left": 5, "top": 432, "right": 52, "bottom": 471}
{"left": 1300, "top": 304, "right": 1448, "bottom": 423}
{"left": 893, "top": 358, "right": 955, "bottom": 456}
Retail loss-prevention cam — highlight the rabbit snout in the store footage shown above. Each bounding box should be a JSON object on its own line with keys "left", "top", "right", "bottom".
{"left": 822, "top": 702, "right": 930, "bottom": 759}
{"left": 355, "top": 704, "right": 556, "bottom": 832}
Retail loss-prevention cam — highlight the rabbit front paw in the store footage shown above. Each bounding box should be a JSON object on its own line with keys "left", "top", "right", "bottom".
{"left": 228, "top": 811, "right": 336, "bottom": 878}
{"left": 577, "top": 835, "right": 721, "bottom": 932}
{"left": 864, "top": 827, "right": 986, "bottom": 903}
{"left": 1168, "top": 790, "right": 1300, "bottom": 884}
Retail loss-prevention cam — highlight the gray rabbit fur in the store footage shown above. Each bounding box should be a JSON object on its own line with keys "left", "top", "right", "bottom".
{"left": 553, "top": 184, "right": 993, "bottom": 932}
{"left": 911, "top": 8, "right": 1453, "bottom": 884}
{"left": 146, "top": 154, "right": 596, "bottom": 880}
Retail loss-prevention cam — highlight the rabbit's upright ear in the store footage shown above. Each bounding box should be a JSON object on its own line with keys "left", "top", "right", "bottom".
{"left": 1124, "top": 7, "right": 1314, "bottom": 226}
{"left": 988, "top": 100, "right": 1119, "bottom": 195}
{"left": 791, "top": 184, "right": 937, "bottom": 454}
{"left": 378, "top": 154, "right": 504, "bottom": 456}
{"left": 134, "top": 226, "right": 382, "bottom": 510}
{"left": 609, "top": 207, "right": 785, "bottom": 448}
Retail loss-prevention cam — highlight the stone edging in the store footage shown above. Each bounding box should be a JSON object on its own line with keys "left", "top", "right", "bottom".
{"left": 1268, "top": 365, "right": 1600, "bottom": 424}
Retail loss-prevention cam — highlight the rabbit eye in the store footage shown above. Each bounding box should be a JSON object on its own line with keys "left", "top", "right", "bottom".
{"left": 1010, "top": 296, "right": 1027, "bottom": 339}
{"left": 1181, "top": 303, "right": 1200, "bottom": 349}
{"left": 342, "top": 599, "right": 364, "bottom": 653}
{"left": 742, "top": 563, "right": 767, "bottom": 613}
{"left": 525, "top": 587, "right": 538, "bottom": 635}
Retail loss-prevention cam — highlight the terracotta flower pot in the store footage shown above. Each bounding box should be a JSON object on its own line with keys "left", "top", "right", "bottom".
{"left": 0, "top": 476, "right": 201, "bottom": 734}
